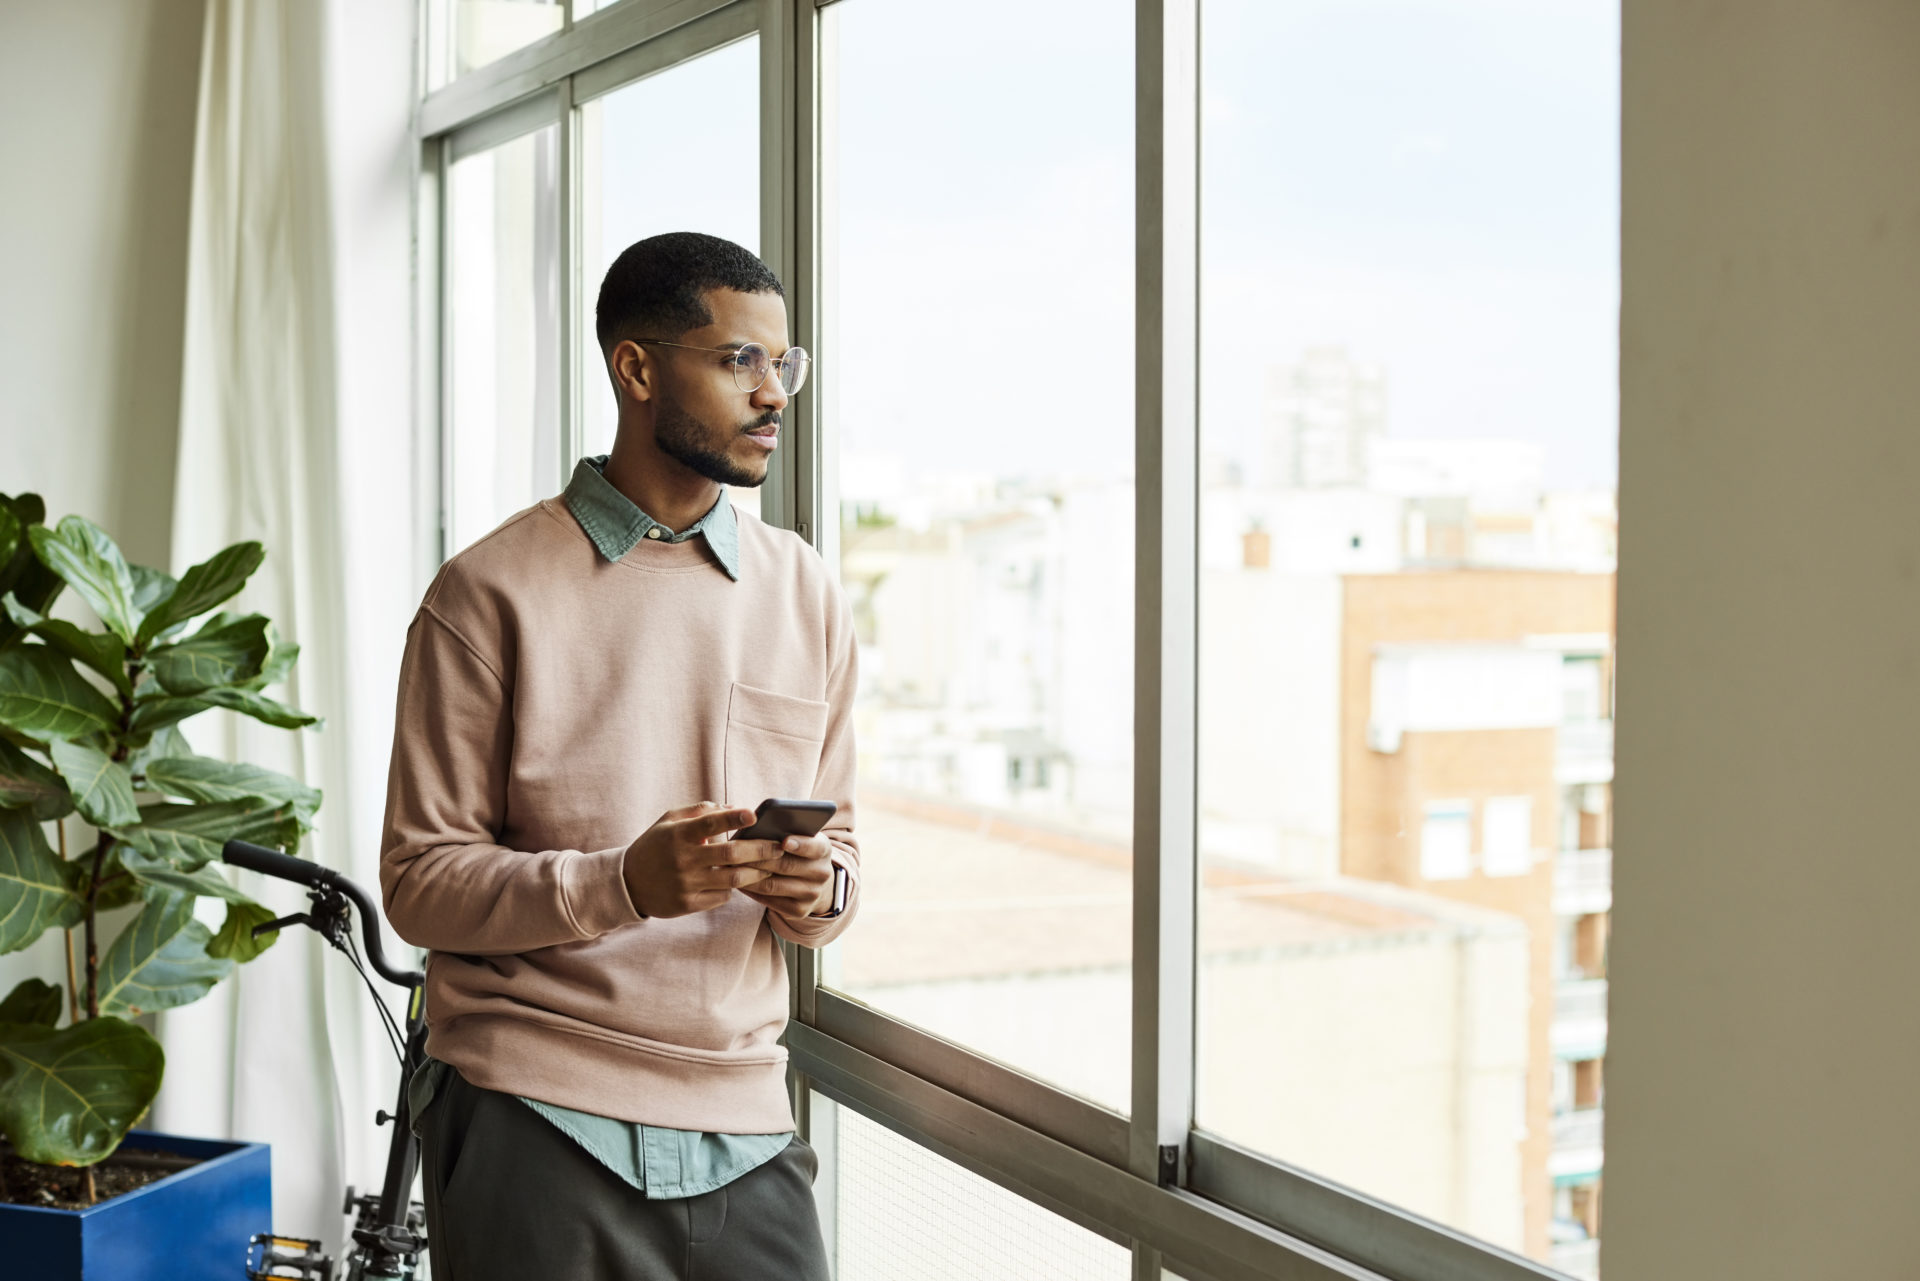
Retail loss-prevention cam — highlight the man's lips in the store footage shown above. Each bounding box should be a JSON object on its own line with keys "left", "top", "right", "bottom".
{"left": 745, "top": 425, "right": 778, "bottom": 450}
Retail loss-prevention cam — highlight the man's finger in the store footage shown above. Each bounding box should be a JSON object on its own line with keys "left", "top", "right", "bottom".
{"left": 700, "top": 837, "right": 785, "bottom": 867}
{"left": 741, "top": 875, "right": 818, "bottom": 900}
{"left": 681, "top": 807, "right": 758, "bottom": 840}
{"left": 742, "top": 854, "right": 832, "bottom": 880}
{"left": 659, "top": 801, "right": 721, "bottom": 824}
{"left": 689, "top": 863, "right": 772, "bottom": 890}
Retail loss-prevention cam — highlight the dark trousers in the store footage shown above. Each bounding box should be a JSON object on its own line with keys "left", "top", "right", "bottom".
{"left": 419, "top": 1067, "right": 832, "bottom": 1280}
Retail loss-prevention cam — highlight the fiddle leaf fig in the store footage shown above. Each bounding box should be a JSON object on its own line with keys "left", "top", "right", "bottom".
{"left": 97, "top": 891, "right": 234, "bottom": 1018}
{"left": 0, "top": 806, "right": 84, "bottom": 954}
{"left": 147, "top": 613, "right": 271, "bottom": 695}
{"left": 0, "top": 1018, "right": 165, "bottom": 1166}
{"left": 0, "top": 737, "right": 74, "bottom": 821}
{"left": 135, "top": 541, "right": 264, "bottom": 647}
{"left": 0, "top": 978, "right": 63, "bottom": 1027}
{"left": 49, "top": 739, "right": 139, "bottom": 829}
{"left": 2, "top": 593, "right": 130, "bottom": 698}
{"left": 28, "top": 517, "right": 141, "bottom": 646}
{"left": 0, "top": 644, "right": 120, "bottom": 742}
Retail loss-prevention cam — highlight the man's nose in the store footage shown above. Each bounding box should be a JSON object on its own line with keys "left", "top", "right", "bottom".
{"left": 754, "top": 371, "right": 790, "bottom": 413}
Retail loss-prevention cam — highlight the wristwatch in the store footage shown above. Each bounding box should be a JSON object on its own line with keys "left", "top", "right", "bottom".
{"left": 809, "top": 856, "right": 850, "bottom": 920}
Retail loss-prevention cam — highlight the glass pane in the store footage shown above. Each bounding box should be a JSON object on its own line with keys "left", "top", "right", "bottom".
{"left": 451, "top": 0, "right": 562, "bottom": 80}
{"left": 818, "top": 1095, "right": 1131, "bottom": 1280}
{"left": 1195, "top": 3, "right": 1616, "bottom": 1277}
{"left": 820, "top": 0, "right": 1134, "bottom": 1111}
{"left": 578, "top": 35, "right": 761, "bottom": 523}
{"left": 445, "top": 124, "right": 562, "bottom": 554}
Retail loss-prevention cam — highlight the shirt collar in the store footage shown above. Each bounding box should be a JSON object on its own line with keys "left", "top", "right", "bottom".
{"left": 563, "top": 455, "right": 741, "bottom": 581}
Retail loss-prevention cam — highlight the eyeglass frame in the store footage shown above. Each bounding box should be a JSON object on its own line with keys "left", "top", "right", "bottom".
{"left": 627, "top": 338, "right": 810, "bottom": 396}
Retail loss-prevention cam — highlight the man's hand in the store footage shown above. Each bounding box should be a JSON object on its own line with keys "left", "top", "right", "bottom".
{"left": 736, "top": 833, "right": 836, "bottom": 919}
{"left": 621, "top": 802, "right": 775, "bottom": 919}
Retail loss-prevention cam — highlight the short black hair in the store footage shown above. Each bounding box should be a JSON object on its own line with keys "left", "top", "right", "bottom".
{"left": 594, "top": 232, "right": 784, "bottom": 356}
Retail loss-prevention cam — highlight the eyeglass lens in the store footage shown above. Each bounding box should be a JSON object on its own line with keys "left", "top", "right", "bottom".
{"left": 733, "top": 344, "right": 810, "bottom": 396}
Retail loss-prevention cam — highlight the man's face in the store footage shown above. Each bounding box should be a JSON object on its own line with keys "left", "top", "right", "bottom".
{"left": 641, "top": 288, "right": 792, "bottom": 489}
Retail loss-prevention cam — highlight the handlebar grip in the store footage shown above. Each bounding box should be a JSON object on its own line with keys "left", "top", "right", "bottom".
{"left": 222, "top": 839, "right": 328, "bottom": 888}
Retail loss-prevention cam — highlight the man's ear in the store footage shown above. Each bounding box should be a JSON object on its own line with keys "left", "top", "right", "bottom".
{"left": 611, "top": 340, "right": 652, "bottom": 404}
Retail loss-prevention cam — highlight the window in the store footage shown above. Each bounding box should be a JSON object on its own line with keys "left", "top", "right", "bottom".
{"left": 1483, "top": 796, "right": 1536, "bottom": 876}
{"left": 418, "top": 1, "right": 1617, "bottom": 1276}
{"left": 819, "top": 0, "right": 1135, "bottom": 1114}
{"left": 444, "top": 122, "right": 561, "bottom": 554}
{"left": 1421, "top": 801, "right": 1475, "bottom": 879}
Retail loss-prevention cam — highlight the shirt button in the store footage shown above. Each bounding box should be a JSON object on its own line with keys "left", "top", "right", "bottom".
{"left": 645, "top": 528, "right": 661, "bottom": 540}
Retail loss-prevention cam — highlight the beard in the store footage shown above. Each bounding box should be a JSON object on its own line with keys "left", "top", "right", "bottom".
{"left": 653, "top": 387, "right": 768, "bottom": 489}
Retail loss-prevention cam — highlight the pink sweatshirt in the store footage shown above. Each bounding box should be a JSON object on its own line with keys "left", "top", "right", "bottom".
{"left": 378, "top": 497, "right": 860, "bottom": 1133}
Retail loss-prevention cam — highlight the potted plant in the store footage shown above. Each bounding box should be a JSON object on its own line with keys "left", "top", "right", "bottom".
{"left": 0, "top": 491, "right": 322, "bottom": 1279}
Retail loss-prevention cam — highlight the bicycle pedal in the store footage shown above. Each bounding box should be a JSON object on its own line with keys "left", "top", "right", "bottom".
{"left": 246, "top": 1232, "right": 335, "bottom": 1281}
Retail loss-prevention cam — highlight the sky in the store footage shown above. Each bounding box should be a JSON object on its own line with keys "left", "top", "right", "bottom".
{"left": 590, "top": 0, "right": 1621, "bottom": 493}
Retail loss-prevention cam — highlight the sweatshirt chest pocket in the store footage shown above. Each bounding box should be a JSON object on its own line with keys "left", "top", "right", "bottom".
{"left": 723, "top": 681, "right": 830, "bottom": 808}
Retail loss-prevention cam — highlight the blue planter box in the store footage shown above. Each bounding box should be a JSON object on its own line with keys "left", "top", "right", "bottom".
{"left": 1, "top": 1130, "right": 271, "bottom": 1280}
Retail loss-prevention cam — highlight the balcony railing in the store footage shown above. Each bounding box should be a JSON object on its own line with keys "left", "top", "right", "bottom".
{"left": 1550, "top": 1237, "right": 1601, "bottom": 1279}
{"left": 1556, "top": 718, "right": 1614, "bottom": 784}
{"left": 1552, "top": 1107, "right": 1605, "bottom": 1155}
{"left": 1552, "top": 977, "right": 1609, "bottom": 1059}
{"left": 1554, "top": 847, "right": 1612, "bottom": 915}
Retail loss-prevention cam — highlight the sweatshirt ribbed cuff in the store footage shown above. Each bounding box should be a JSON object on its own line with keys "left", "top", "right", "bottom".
{"left": 563, "top": 844, "right": 645, "bottom": 938}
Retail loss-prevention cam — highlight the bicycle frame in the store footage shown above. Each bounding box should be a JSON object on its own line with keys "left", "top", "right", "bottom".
{"left": 225, "top": 840, "right": 429, "bottom": 1281}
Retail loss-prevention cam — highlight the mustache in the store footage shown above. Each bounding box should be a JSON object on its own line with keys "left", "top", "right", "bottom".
{"left": 746, "top": 412, "right": 781, "bottom": 431}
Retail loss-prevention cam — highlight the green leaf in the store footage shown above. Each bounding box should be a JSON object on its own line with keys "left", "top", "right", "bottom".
{"left": 141, "top": 755, "right": 320, "bottom": 825}
{"left": 76, "top": 848, "right": 149, "bottom": 912}
{"left": 206, "top": 899, "right": 279, "bottom": 963}
{"left": 0, "top": 1016, "right": 164, "bottom": 1166}
{"left": 2, "top": 594, "right": 130, "bottom": 698}
{"left": 128, "top": 692, "right": 210, "bottom": 737}
{"left": 107, "top": 797, "right": 303, "bottom": 870}
{"left": 114, "top": 846, "right": 254, "bottom": 904}
{"left": 0, "top": 498, "right": 65, "bottom": 654}
{"left": 0, "top": 507, "right": 17, "bottom": 581}
{"left": 127, "top": 565, "right": 186, "bottom": 640}
{"left": 147, "top": 613, "right": 271, "bottom": 695}
{"left": 125, "top": 723, "right": 191, "bottom": 780}
{"left": 28, "top": 517, "right": 141, "bottom": 645}
{"left": 48, "top": 740, "right": 139, "bottom": 828}
{"left": 97, "top": 891, "right": 235, "bottom": 1017}
{"left": 135, "top": 542, "right": 264, "bottom": 647}
{"left": 0, "top": 978, "right": 63, "bottom": 1027}
{"left": 0, "top": 806, "right": 84, "bottom": 954}
{"left": 0, "top": 644, "right": 121, "bottom": 743}
{"left": 198, "top": 685, "right": 321, "bottom": 730}
{"left": 244, "top": 639, "right": 301, "bottom": 691}
{"left": 0, "top": 737, "right": 74, "bottom": 821}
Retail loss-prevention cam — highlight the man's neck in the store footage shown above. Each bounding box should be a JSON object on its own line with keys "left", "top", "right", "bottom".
{"left": 601, "top": 436, "right": 721, "bottom": 533}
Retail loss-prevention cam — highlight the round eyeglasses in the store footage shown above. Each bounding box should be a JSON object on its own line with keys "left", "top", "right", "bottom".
{"left": 631, "top": 339, "right": 811, "bottom": 396}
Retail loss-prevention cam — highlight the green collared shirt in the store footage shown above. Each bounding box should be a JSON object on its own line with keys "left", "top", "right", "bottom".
{"left": 406, "top": 459, "right": 787, "bottom": 1198}
{"left": 563, "top": 453, "right": 741, "bottom": 580}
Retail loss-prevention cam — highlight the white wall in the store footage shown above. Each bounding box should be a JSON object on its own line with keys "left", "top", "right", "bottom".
{"left": 0, "top": 0, "right": 205, "bottom": 1016}
{"left": 0, "top": 0, "right": 204, "bottom": 560}
{"left": 1608, "top": 4, "right": 1920, "bottom": 1277}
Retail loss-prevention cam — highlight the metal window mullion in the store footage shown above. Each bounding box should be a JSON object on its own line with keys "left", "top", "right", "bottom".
{"left": 1132, "top": 0, "right": 1201, "bottom": 1204}
{"left": 558, "top": 75, "right": 579, "bottom": 483}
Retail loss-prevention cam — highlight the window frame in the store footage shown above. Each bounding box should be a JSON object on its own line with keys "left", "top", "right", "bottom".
{"left": 413, "top": 2, "right": 1583, "bottom": 1278}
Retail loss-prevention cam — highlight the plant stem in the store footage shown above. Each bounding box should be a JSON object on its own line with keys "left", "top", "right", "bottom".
{"left": 59, "top": 820, "right": 79, "bottom": 1024}
{"left": 81, "top": 1165, "right": 95, "bottom": 1206}
{"left": 84, "top": 833, "right": 109, "bottom": 1021}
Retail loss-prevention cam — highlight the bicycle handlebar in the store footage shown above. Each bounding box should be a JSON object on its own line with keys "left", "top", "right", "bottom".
{"left": 222, "top": 840, "right": 423, "bottom": 990}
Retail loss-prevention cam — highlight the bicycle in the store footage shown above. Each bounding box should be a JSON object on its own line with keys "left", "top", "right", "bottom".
{"left": 222, "top": 838, "right": 431, "bottom": 1281}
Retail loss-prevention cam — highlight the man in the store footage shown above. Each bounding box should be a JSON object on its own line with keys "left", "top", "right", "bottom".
{"left": 380, "top": 231, "right": 858, "bottom": 1279}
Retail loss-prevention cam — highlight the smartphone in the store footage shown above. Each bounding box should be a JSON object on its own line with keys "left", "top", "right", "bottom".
{"left": 731, "top": 797, "right": 838, "bottom": 843}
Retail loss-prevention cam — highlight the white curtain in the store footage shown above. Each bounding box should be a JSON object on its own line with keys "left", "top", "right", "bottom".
{"left": 155, "top": 0, "right": 419, "bottom": 1255}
